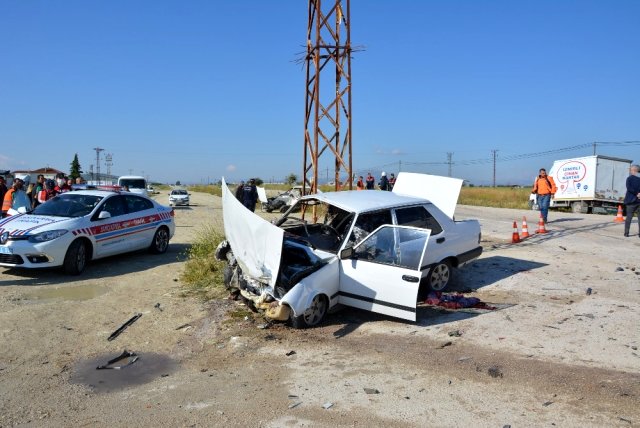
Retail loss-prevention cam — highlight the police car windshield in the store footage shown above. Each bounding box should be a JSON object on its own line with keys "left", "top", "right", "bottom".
{"left": 33, "top": 194, "right": 103, "bottom": 217}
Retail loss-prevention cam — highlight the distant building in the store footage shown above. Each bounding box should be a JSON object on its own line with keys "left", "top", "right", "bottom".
{"left": 9, "top": 167, "right": 65, "bottom": 183}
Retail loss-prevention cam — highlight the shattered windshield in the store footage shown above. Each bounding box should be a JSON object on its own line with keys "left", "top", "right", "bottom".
{"left": 34, "top": 194, "right": 103, "bottom": 218}
{"left": 276, "top": 199, "right": 354, "bottom": 253}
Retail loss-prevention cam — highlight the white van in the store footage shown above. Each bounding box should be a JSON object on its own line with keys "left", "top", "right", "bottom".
{"left": 117, "top": 175, "right": 148, "bottom": 197}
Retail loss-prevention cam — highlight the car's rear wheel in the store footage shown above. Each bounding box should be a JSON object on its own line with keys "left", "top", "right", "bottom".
{"left": 63, "top": 240, "right": 88, "bottom": 275}
{"left": 427, "top": 260, "right": 452, "bottom": 291}
{"left": 149, "top": 227, "right": 170, "bottom": 254}
{"left": 290, "top": 294, "right": 328, "bottom": 329}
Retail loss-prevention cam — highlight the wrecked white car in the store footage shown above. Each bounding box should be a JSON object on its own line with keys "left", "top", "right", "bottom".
{"left": 216, "top": 173, "right": 482, "bottom": 328}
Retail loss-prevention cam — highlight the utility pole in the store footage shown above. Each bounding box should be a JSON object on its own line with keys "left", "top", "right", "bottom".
{"left": 491, "top": 149, "right": 498, "bottom": 187}
{"left": 93, "top": 147, "right": 104, "bottom": 184}
{"left": 105, "top": 153, "right": 113, "bottom": 182}
{"left": 303, "top": 0, "right": 353, "bottom": 193}
{"left": 593, "top": 142, "right": 597, "bottom": 155}
{"left": 89, "top": 164, "right": 94, "bottom": 183}
{"left": 446, "top": 152, "right": 453, "bottom": 177}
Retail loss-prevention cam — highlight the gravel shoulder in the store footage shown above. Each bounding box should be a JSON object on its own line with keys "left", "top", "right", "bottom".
{"left": 0, "top": 192, "right": 638, "bottom": 427}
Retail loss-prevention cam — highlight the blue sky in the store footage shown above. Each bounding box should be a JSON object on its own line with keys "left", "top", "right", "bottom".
{"left": 1, "top": 0, "right": 639, "bottom": 185}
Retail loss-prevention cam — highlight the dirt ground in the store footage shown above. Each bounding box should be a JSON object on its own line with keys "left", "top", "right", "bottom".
{"left": 1, "top": 191, "right": 639, "bottom": 427}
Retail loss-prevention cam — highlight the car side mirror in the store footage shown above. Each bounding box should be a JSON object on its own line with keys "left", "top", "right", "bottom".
{"left": 98, "top": 211, "right": 111, "bottom": 219}
{"left": 340, "top": 246, "right": 355, "bottom": 260}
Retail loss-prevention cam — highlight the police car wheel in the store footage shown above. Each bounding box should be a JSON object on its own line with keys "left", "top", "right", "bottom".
{"left": 63, "top": 240, "right": 87, "bottom": 275}
{"left": 150, "top": 227, "right": 170, "bottom": 254}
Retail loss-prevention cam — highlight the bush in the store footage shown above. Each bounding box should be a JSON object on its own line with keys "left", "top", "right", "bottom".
{"left": 180, "top": 224, "right": 227, "bottom": 299}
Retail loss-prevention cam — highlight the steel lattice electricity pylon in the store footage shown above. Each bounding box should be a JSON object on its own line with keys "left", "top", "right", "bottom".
{"left": 303, "top": 0, "right": 352, "bottom": 193}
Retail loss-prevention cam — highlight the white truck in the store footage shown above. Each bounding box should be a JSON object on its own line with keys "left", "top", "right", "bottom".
{"left": 117, "top": 175, "right": 148, "bottom": 197}
{"left": 529, "top": 155, "right": 631, "bottom": 214}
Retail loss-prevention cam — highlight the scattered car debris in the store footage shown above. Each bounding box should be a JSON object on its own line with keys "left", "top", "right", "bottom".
{"left": 424, "top": 292, "right": 496, "bottom": 310}
{"left": 175, "top": 323, "right": 192, "bottom": 331}
{"left": 96, "top": 350, "right": 139, "bottom": 370}
{"left": 619, "top": 417, "right": 632, "bottom": 424}
{"left": 574, "top": 313, "right": 595, "bottom": 319}
{"left": 559, "top": 246, "right": 567, "bottom": 250}
{"left": 542, "top": 401, "right": 554, "bottom": 407}
{"left": 363, "top": 388, "right": 380, "bottom": 394}
{"left": 543, "top": 325, "right": 560, "bottom": 330}
{"left": 62, "top": 326, "right": 73, "bottom": 331}
{"left": 287, "top": 394, "right": 298, "bottom": 399}
{"left": 458, "top": 356, "right": 472, "bottom": 362}
{"left": 616, "top": 267, "right": 624, "bottom": 272}
{"left": 257, "top": 322, "right": 271, "bottom": 330}
{"left": 288, "top": 402, "right": 302, "bottom": 409}
{"left": 438, "top": 341, "right": 453, "bottom": 349}
{"left": 107, "top": 313, "right": 142, "bottom": 341}
{"left": 448, "top": 330, "right": 462, "bottom": 337}
{"left": 322, "top": 402, "right": 334, "bottom": 409}
{"left": 586, "top": 288, "right": 592, "bottom": 295}
{"left": 285, "top": 350, "right": 296, "bottom": 356}
{"left": 154, "top": 303, "right": 163, "bottom": 311}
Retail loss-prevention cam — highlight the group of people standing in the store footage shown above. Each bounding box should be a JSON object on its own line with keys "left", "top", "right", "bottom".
{"left": 356, "top": 171, "right": 396, "bottom": 191}
{"left": 0, "top": 173, "right": 81, "bottom": 218}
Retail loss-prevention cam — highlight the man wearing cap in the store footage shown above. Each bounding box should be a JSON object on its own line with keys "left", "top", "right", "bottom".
{"left": 378, "top": 172, "right": 389, "bottom": 191}
{"left": 242, "top": 179, "right": 258, "bottom": 212}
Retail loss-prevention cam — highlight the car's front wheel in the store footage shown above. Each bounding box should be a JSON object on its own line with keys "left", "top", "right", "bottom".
{"left": 63, "top": 239, "right": 88, "bottom": 275}
{"left": 149, "top": 227, "right": 170, "bottom": 254}
{"left": 290, "top": 294, "right": 328, "bottom": 329}
{"left": 427, "top": 260, "right": 452, "bottom": 291}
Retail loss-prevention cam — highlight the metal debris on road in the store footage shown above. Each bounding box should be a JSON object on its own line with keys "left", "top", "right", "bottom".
{"left": 285, "top": 350, "right": 296, "bottom": 356}
{"left": 322, "top": 402, "right": 333, "bottom": 409}
{"left": 154, "top": 303, "right": 163, "bottom": 311}
{"left": 542, "top": 401, "right": 554, "bottom": 406}
{"left": 96, "top": 350, "right": 139, "bottom": 370}
{"left": 175, "top": 323, "right": 192, "bottom": 331}
{"left": 488, "top": 366, "right": 503, "bottom": 378}
{"left": 438, "top": 341, "right": 453, "bottom": 349}
{"left": 107, "top": 313, "right": 142, "bottom": 341}
{"left": 448, "top": 330, "right": 462, "bottom": 337}
{"left": 288, "top": 402, "right": 302, "bottom": 409}
{"left": 363, "top": 388, "right": 380, "bottom": 394}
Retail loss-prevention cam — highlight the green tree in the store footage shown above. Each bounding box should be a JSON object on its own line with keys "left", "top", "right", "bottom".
{"left": 285, "top": 173, "right": 297, "bottom": 186}
{"left": 69, "top": 154, "right": 82, "bottom": 180}
{"left": 253, "top": 177, "right": 264, "bottom": 186}
{"left": 176, "top": 180, "right": 181, "bottom": 186}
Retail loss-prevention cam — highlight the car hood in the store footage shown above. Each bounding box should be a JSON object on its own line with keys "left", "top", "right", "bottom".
{"left": 0, "top": 213, "right": 74, "bottom": 236}
{"left": 221, "top": 178, "right": 283, "bottom": 287}
{"left": 392, "top": 172, "right": 463, "bottom": 219}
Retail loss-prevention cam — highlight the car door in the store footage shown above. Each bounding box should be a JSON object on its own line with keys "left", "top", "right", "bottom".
{"left": 394, "top": 205, "right": 445, "bottom": 267}
{"left": 91, "top": 195, "right": 129, "bottom": 257}
{"left": 123, "top": 195, "right": 157, "bottom": 250}
{"left": 338, "top": 225, "right": 430, "bottom": 321}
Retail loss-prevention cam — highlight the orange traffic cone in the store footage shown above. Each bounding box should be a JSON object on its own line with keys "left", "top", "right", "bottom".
{"left": 614, "top": 204, "right": 625, "bottom": 223}
{"left": 536, "top": 214, "right": 547, "bottom": 234}
{"left": 511, "top": 221, "right": 521, "bottom": 243}
{"left": 521, "top": 216, "right": 530, "bottom": 238}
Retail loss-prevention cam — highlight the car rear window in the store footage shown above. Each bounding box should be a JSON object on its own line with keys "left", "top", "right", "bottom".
{"left": 395, "top": 206, "right": 442, "bottom": 235}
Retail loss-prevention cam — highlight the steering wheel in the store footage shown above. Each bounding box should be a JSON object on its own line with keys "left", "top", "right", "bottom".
{"left": 288, "top": 218, "right": 310, "bottom": 237}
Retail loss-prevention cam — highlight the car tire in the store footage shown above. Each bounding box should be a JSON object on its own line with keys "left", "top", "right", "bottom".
{"left": 290, "top": 294, "right": 328, "bottom": 329}
{"left": 279, "top": 205, "right": 288, "bottom": 213}
{"left": 149, "top": 227, "right": 170, "bottom": 254}
{"left": 427, "top": 260, "right": 452, "bottom": 291}
{"left": 63, "top": 240, "right": 88, "bottom": 275}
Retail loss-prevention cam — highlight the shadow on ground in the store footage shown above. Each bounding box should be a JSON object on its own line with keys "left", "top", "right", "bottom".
{"left": 0, "top": 243, "right": 191, "bottom": 287}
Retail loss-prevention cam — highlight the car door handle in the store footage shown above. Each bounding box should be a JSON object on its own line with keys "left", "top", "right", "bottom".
{"left": 402, "top": 275, "right": 419, "bottom": 283}
{"left": 436, "top": 237, "right": 445, "bottom": 243}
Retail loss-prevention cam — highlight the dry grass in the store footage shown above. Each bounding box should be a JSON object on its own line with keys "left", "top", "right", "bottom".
{"left": 180, "top": 224, "right": 228, "bottom": 299}
{"left": 459, "top": 187, "right": 531, "bottom": 209}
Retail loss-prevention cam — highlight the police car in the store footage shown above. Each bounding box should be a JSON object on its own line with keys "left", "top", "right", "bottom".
{"left": 0, "top": 189, "right": 175, "bottom": 275}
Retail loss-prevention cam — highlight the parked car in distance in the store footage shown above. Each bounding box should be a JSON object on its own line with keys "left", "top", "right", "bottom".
{"left": 169, "top": 189, "right": 190, "bottom": 206}
{"left": 216, "top": 173, "right": 482, "bottom": 328}
{"left": 0, "top": 190, "right": 175, "bottom": 275}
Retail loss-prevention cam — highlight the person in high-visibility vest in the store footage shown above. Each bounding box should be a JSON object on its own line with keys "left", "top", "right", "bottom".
{"left": 532, "top": 168, "right": 557, "bottom": 223}
{"left": 2, "top": 178, "right": 24, "bottom": 217}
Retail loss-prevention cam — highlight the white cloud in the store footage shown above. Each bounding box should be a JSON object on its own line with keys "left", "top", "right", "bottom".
{"left": 226, "top": 164, "right": 236, "bottom": 172}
